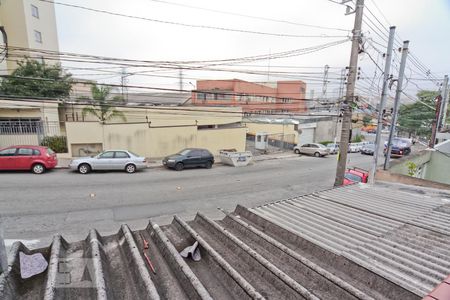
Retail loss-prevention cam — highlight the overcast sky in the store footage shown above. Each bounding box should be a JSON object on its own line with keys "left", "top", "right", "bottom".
{"left": 50, "top": 0, "right": 450, "bottom": 102}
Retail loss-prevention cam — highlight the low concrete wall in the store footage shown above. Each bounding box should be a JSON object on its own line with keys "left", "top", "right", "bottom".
{"left": 375, "top": 170, "right": 450, "bottom": 190}
{"left": 389, "top": 150, "right": 431, "bottom": 175}
{"left": 65, "top": 122, "right": 246, "bottom": 158}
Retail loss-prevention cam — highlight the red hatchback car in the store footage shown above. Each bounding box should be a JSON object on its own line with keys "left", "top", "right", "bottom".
{"left": 0, "top": 145, "right": 58, "bottom": 174}
{"left": 343, "top": 167, "right": 369, "bottom": 185}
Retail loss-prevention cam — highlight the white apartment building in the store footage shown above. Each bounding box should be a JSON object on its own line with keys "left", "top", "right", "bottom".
{"left": 0, "top": 0, "right": 60, "bottom": 74}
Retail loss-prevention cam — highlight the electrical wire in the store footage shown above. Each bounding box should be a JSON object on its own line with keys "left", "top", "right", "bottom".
{"left": 39, "top": 0, "right": 348, "bottom": 39}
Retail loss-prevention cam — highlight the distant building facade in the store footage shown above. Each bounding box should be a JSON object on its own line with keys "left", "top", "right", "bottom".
{"left": 0, "top": 0, "right": 60, "bottom": 74}
{"left": 192, "top": 79, "right": 307, "bottom": 114}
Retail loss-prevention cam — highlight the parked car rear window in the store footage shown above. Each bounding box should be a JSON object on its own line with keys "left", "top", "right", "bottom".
{"left": 201, "top": 150, "right": 211, "bottom": 157}
{"left": 47, "top": 148, "right": 55, "bottom": 155}
{"left": 178, "top": 149, "right": 191, "bottom": 155}
{"left": 99, "top": 151, "right": 114, "bottom": 159}
{"left": 190, "top": 150, "right": 202, "bottom": 156}
{"left": 0, "top": 148, "right": 16, "bottom": 156}
{"left": 114, "top": 151, "right": 130, "bottom": 158}
{"left": 33, "top": 149, "right": 41, "bottom": 155}
{"left": 18, "top": 148, "right": 33, "bottom": 156}
{"left": 344, "top": 173, "right": 363, "bottom": 183}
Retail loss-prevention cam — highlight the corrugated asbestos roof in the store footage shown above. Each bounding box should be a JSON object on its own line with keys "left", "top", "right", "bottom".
{"left": 1, "top": 183, "right": 449, "bottom": 299}
{"left": 251, "top": 183, "right": 450, "bottom": 297}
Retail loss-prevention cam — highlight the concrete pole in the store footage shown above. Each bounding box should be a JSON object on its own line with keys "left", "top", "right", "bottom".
{"left": 368, "top": 26, "right": 396, "bottom": 184}
{"left": 334, "top": 0, "right": 364, "bottom": 186}
{"left": 438, "top": 75, "right": 449, "bottom": 131}
{"left": 0, "top": 224, "right": 7, "bottom": 274}
{"left": 384, "top": 41, "right": 409, "bottom": 170}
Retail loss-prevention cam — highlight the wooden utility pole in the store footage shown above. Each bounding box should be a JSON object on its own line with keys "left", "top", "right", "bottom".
{"left": 334, "top": 0, "right": 364, "bottom": 186}
{"left": 384, "top": 41, "right": 409, "bottom": 170}
{"left": 368, "top": 26, "right": 396, "bottom": 184}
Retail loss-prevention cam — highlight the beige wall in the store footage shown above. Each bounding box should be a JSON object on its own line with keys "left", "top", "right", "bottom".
{"left": 66, "top": 122, "right": 246, "bottom": 158}
{"left": 0, "top": 134, "right": 38, "bottom": 148}
{"left": 0, "top": 99, "right": 60, "bottom": 122}
{"left": 197, "top": 128, "right": 246, "bottom": 154}
{"left": 245, "top": 122, "right": 299, "bottom": 140}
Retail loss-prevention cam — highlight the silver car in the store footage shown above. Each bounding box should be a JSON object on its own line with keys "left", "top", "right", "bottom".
{"left": 293, "top": 143, "right": 330, "bottom": 157}
{"left": 69, "top": 150, "right": 147, "bottom": 174}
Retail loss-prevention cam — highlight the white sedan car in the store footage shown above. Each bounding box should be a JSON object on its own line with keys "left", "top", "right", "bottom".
{"left": 69, "top": 150, "right": 147, "bottom": 174}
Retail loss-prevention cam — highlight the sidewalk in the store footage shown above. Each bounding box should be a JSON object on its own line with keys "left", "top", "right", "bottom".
{"left": 56, "top": 151, "right": 299, "bottom": 169}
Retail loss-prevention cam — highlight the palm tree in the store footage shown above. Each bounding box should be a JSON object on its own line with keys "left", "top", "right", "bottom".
{"left": 81, "top": 85, "right": 126, "bottom": 122}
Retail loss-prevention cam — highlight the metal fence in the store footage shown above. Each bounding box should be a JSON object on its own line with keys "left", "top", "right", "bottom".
{"left": 246, "top": 133, "right": 296, "bottom": 155}
{"left": 0, "top": 120, "right": 63, "bottom": 148}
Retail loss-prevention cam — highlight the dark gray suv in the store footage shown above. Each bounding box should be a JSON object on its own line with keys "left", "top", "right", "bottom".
{"left": 162, "top": 148, "right": 214, "bottom": 171}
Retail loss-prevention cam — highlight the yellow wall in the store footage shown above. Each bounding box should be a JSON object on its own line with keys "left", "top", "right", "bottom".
{"left": 65, "top": 122, "right": 246, "bottom": 158}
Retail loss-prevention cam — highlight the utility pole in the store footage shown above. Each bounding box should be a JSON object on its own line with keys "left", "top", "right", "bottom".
{"left": 0, "top": 224, "right": 7, "bottom": 274}
{"left": 334, "top": 0, "right": 364, "bottom": 187}
{"left": 120, "top": 67, "right": 128, "bottom": 102}
{"left": 338, "top": 68, "right": 346, "bottom": 100}
{"left": 430, "top": 94, "right": 442, "bottom": 148}
{"left": 368, "top": 26, "right": 396, "bottom": 184}
{"left": 384, "top": 40, "right": 409, "bottom": 170}
{"left": 179, "top": 67, "right": 183, "bottom": 92}
{"left": 437, "top": 75, "right": 449, "bottom": 131}
{"left": 322, "top": 65, "right": 329, "bottom": 100}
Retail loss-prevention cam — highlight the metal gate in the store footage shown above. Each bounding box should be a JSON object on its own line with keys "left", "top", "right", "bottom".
{"left": 0, "top": 120, "right": 62, "bottom": 148}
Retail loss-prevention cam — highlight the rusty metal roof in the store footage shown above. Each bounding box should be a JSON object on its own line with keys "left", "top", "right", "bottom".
{"left": 1, "top": 183, "right": 449, "bottom": 299}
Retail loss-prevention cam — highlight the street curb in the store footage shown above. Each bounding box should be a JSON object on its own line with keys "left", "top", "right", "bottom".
{"left": 54, "top": 155, "right": 298, "bottom": 170}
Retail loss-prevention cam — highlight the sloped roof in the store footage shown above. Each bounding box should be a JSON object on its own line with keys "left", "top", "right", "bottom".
{"left": 1, "top": 183, "right": 449, "bottom": 299}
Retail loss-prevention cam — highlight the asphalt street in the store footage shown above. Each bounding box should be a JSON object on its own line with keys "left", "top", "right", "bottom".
{"left": 0, "top": 152, "right": 376, "bottom": 250}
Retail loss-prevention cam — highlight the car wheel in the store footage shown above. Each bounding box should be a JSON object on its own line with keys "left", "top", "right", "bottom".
{"left": 314, "top": 152, "right": 320, "bottom": 157}
{"left": 32, "top": 163, "right": 45, "bottom": 174}
{"left": 294, "top": 149, "right": 300, "bottom": 154}
{"left": 78, "top": 163, "right": 91, "bottom": 174}
{"left": 175, "top": 162, "right": 184, "bottom": 171}
{"left": 125, "top": 164, "right": 136, "bottom": 173}
{"left": 205, "top": 161, "right": 212, "bottom": 169}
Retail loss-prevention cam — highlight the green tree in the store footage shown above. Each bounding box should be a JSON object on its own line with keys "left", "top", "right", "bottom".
{"left": 81, "top": 85, "right": 126, "bottom": 122}
{"left": 398, "top": 90, "right": 438, "bottom": 137}
{"left": 0, "top": 59, "right": 72, "bottom": 98}
{"left": 362, "top": 115, "right": 372, "bottom": 127}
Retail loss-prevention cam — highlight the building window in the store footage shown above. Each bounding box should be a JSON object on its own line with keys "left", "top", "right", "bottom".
{"left": 34, "top": 30, "right": 42, "bottom": 43}
{"left": 31, "top": 5, "right": 39, "bottom": 18}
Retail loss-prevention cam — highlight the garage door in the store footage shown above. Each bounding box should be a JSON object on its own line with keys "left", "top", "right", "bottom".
{"left": 299, "top": 128, "right": 315, "bottom": 145}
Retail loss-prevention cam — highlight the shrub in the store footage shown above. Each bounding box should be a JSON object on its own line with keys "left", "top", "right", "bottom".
{"left": 352, "top": 134, "right": 364, "bottom": 143}
{"left": 40, "top": 136, "right": 68, "bottom": 153}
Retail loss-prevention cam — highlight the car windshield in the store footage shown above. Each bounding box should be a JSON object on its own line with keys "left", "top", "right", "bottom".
{"left": 47, "top": 148, "right": 55, "bottom": 155}
{"left": 177, "top": 149, "right": 191, "bottom": 155}
{"left": 344, "top": 173, "right": 363, "bottom": 182}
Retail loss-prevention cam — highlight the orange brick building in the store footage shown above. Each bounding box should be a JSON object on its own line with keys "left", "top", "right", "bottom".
{"left": 192, "top": 79, "right": 307, "bottom": 114}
